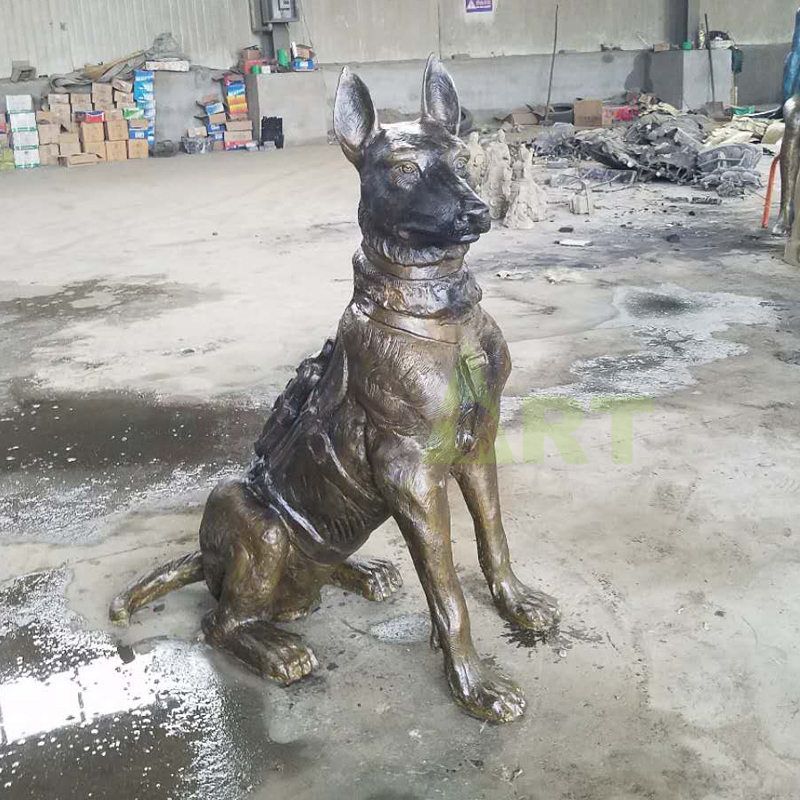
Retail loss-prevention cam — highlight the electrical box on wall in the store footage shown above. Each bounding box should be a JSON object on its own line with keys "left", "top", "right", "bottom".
{"left": 262, "top": 0, "right": 298, "bottom": 23}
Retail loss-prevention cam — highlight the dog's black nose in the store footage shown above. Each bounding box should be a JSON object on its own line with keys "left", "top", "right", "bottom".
{"left": 461, "top": 197, "right": 491, "bottom": 232}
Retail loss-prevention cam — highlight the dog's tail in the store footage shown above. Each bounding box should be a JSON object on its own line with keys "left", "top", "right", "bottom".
{"left": 109, "top": 550, "right": 205, "bottom": 626}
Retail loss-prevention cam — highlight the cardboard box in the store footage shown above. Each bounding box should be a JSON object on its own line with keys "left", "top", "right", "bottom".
{"left": 128, "top": 129, "right": 149, "bottom": 140}
{"left": 11, "top": 130, "right": 39, "bottom": 148}
{"left": 39, "top": 143, "right": 60, "bottom": 165}
{"left": 127, "top": 139, "right": 149, "bottom": 159}
{"left": 52, "top": 106, "right": 72, "bottom": 128}
{"left": 105, "top": 109, "right": 123, "bottom": 121}
{"left": 82, "top": 141, "right": 106, "bottom": 160}
{"left": 9, "top": 112, "right": 37, "bottom": 132}
{"left": 59, "top": 153, "right": 99, "bottom": 168}
{"left": 36, "top": 110, "right": 56, "bottom": 124}
{"left": 114, "top": 91, "right": 134, "bottom": 105}
{"left": 500, "top": 108, "right": 538, "bottom": 127}
{"left": 79, "top": 121, "right": 105, "bottom": 144}
{"left": 240, "top": 47, "right": 261, "bottom": 62}
{"left": 92, "top": 81, "right": 113, "bottom": 98}
{"left": 128, "top": 118, "right": 149, "bottom": 130}
{"left": 48, "top": 93, "right": 70, "bottom": 106}
{"left": 59, "top": 131, "right": 79, "bottom": 146}
{"left": 201, "top": 101, "right": 225, "bottom": 116}
{"left": 14, "top": 148, "right": 40, "bottom": 168}
{"left": 6, "top": 95, "right": 33, "bottom": 113}
{"left": 82, "top": 110, "right": 106, "bottom": 124}
{"left": 573, "top": 99, "right": 605, "bottom": 128}
{"left": 71, "top": 97, "right": 93, "bottom": 113}
{"left": 223, "top": 132, "right": 251, "bottom": 147}
{"left": 104, "top": 140, "right": 128, "bottom": 161}
{"left": 225, "top": 119, "right": 253, "bottom": 133}
{"left": 59, "top": 140, "right": 81, "bottom": 157}
{"left": 112, "top": 78, "right": 133, "bottom": 93}
{"left": 122, "top": 107, "right": 145, "bottom": 120}
{"left": 37, "top": 123, "right": 60, "bottom": 145}
{"left": 187, "top": 125, "right": 207, "bottom": 137}
{"left": 206, "top": 112, "right": 227, "bottom": 125}
{"left": 105, "top": 120, "right": 129, "bottom": 141}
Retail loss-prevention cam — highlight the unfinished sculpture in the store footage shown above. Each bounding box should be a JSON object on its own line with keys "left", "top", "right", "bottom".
{"left": 110, "top": 55, "right": 559, "bottom": 724}
{"left": 481, "top": 130, "right": 513, "bottom": 220}
{"left": 465, "top": 130, "right": 487, "bottom": 190}
{"left": 775, "top": 7, "right": 800, "bottom": 237}
{"left": 504, "top": 147, "right": 547, "bottom": 229}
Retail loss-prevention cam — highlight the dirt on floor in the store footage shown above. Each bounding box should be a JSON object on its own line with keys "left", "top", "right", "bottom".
{"left": 0, "top": 149, "right": 798, "bottom": 800}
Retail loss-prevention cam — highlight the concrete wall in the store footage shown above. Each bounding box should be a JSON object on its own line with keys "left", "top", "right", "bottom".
{"left": 318, "top": 50, "right": 650, "bottom": 118}
{"left": 737, "top": 43, "right": 790, "bottom": 106}
{"left": 289, "top": 0, "right": 679, "bottom": 63}
{"left": 698, "top": 1, "right": 796, "bottom": 46}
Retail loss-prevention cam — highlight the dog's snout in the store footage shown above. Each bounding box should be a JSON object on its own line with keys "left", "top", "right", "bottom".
{"left": 460, "top": 196, "right": 491, "bottom": 231}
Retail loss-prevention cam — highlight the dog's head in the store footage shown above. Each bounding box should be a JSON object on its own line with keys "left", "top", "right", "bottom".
{"left": 334, "top": 55, "right": 490, "bottom": 254}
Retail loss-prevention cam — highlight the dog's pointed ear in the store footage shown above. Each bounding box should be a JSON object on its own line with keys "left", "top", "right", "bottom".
{"left": 421, "top": 54, "right": 460, "bottom": 135}
{"left": 334, "top": 67, "right": 378, "bottom": 167}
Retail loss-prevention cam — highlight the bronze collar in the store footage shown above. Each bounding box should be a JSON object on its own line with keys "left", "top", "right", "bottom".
{"left": 353, "top": 297, "right": 472, "bottom": 344}
{"left": 361, "top": 241, "right": 464, "bottom": 280}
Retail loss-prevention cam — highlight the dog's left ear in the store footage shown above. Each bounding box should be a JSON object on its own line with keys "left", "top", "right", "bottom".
{"left": 421, "top": 54, "right": 460, "bottom": 136}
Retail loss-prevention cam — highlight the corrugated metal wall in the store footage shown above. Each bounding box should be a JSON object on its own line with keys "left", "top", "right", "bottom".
{"left": 0, "top": 0, "right": 255, "bottom": 76}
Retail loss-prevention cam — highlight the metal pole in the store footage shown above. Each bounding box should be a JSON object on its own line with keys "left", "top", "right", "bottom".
{"left": 705, "top": 13, "right": 716, "bottom": 104}
{"left": 543, "top": 4, "right": 559, "bottom": 124}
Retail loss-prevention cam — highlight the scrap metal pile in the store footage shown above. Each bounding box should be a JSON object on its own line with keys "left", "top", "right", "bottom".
{"left": 531, "top": 111, "right": 764, "bottom": 196}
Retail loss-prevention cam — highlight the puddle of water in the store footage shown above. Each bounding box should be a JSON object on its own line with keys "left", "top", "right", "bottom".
{"left": 0, "top": 392, "right": 263, "bottom": 543}
{"left": 0, "top": 279, "right": 201, "bottom": 325}
{"left": 502, "top": 283, "right": 776, "bottom": 416}
{"left": 502, "top": 623, "right": 604, "bottom": 660}
{"left": 0, "top": 569, "right": 296, "bottom": 800}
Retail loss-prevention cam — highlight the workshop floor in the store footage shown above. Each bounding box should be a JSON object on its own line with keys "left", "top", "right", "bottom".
{"left": 1, "top": 148, "right": 798, "bottom": 800}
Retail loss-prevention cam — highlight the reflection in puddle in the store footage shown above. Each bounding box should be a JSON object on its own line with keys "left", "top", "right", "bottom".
{"left": 0, "top": 569, "right": 287, "bottom": 799}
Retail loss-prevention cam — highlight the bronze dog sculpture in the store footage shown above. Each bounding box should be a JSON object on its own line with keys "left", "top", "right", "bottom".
{"left": 111, "top": 56, "right": 560, "bottom": 723}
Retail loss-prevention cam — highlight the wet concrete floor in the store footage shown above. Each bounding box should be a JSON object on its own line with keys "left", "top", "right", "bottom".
{"left": 1, "top": 151, "right": 799, "bottom": 799}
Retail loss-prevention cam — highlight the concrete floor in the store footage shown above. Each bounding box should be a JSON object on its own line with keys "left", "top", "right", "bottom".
{"left": 0, "top": 149, "right": 799, "bottom": 800}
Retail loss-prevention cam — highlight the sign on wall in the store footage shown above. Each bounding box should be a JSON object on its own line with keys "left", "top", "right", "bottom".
{"left": 466, "top": 0, "right": 493, "bottom": 12}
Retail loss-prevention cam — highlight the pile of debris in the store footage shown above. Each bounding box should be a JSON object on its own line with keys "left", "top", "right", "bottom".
{"left": 531, "top": 110, "right": 765, "bottom": 197}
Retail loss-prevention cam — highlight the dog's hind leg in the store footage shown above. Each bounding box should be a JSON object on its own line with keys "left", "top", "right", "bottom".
{"left": 369, "top": 433, "right": 525, "bottom": 724}
{"left": 199, "top": 478, "right": 319, "bottom": 684}
{"left": 453, "top": 458, "right": 560, "bottom": 634}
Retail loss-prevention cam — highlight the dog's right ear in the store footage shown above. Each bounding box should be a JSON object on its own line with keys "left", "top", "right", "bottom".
{"left": 334, "top": 67, "right": 377, "bottom": 167}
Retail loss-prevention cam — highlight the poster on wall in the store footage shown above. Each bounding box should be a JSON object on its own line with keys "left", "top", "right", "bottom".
{"left": 466, "top": 0, "right": 493, "bottom": 12}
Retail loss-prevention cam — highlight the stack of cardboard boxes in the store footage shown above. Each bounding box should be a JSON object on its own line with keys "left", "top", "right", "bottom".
{"left": 133, "top": 70, "right": 156, "bottom": 148}
{"left": 0, "top": 117, "right": 12, "bottom": 171}
{"left": 4, "top": 95, "right": 40, "bottom": 169}
{"left": 35, "top": 81, "right": 151, "bottom": 166}
{"left": 187, "top": 76, "right": 255, "bottom": 153}
{"left": 223, "top": 77, "right": 255, "bottom": 150}
{"left": 193, "top": 95, "right": 226, "bottom": 150}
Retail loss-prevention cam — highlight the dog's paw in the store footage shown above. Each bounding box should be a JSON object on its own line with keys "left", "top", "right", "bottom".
{"left": 448, "top": 659, "right": 526, "bottom": 724}
{"left": 331, "top": 556, "right": 403, "bottom": 601}
{"left": 495, "top": 580, "right": 560, "bottom": 633}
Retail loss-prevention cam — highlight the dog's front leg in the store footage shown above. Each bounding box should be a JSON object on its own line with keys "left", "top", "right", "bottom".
{"left": 369, "top": 433, "right": 525, "bottom": 723}
{"left": 453, "top": 457, "right": 560, "bottom": 634}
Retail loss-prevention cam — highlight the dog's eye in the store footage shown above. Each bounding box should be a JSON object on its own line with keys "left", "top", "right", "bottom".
{"left": 396, "top": 161, "right": 418, "bottom": 175}
{"left": 454, "top": 156, "right": 469, "bottom": 174}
